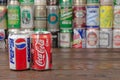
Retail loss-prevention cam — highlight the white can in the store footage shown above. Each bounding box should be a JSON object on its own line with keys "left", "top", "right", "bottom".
{"left": 86, "top": 28, "right": 99, "bottom": 48}
{"left": 99, "top": 29, "right": 112, "bottom": 48}
{"left": 113, "top": 29, "right": 120, "bottom": 48}
{"left": 20, "top": 5, "right": 33, "bottom": 29}
{"left": 114, "top": 5, "right": 120, "bottom": 28}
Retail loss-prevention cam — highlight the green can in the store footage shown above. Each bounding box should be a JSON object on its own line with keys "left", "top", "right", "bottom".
{"left": 87, "top": 0, "right": 99, "bottom": 4}
{"left": 60, "top": 6, "right": 72, "bottom": 29}
{"left": 7, "top": 5, "right": 20, "bottom": 29}
{"left": 114, "top": 0, "right": 120, "bottom": 5}
{"left": 19, "top": 0, "right": 34, "bottom": 5}
{"left": 59, "top": 29, "right": 72, "bottom": 48}
{"left": 60, "top": 0, "right": 73, "bottom": 6}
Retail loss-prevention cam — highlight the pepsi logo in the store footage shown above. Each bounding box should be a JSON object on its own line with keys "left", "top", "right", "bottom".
{"left": 15, "top": 38, "right": 26, "bottom": 50}
{"left": 0, "top": 33, "right": 5, "bottom": 40}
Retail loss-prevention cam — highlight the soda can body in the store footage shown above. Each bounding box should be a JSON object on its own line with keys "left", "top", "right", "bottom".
{"left": 31, "top": 31, "right": 52, "bottom": 70}
{"left": 60, "top": 6, "right": 72, "bottom": 29}
{"left": 100, "top": 0, "right": 113, "bottom": 5}
{"left": 34, "top": 6, "right": 47, "bottom": 30}
{"left": 47, "top": 6, "right": 59, "bottom": 32}
{"left": 73, "top": 5, "right": 86, "bottom": 28}
{"left": 99, "top": 29, "right": 112, "bottom": 48}
{"left": 86, "top": 5, "right": 99, "bottom": 28}
{"left": 51, "top": 31, "right": 59, "bottom": 48}
{"left": 19, "top": 0, "right": 34, "bottom": 5}
{"left": 8, "top": 32, "right": 31, "bottom": 70}
{"left": 21, "top": 5, "right": 33, "bottom": 29}
{"left": 113, "top": 6, "right": 120, "bottom": 28}
{"left": 0, "top": 6, "right": 7, "bottom": 29}
{"left": 7, "top": 5, "right": 20, "bottom": 29}
{"left": 0, "top": 29, "right": 6, "bottom": 48}
{"left": 86, "top": 28, "right": 99, "bottom": 48}
{"left": 47, "top": 0, "right": 58, "bottom": 5}
{"left": 34, "top": 0, "right": 47, "bottom": 5}
{"left": 72, "top": 28, "right": 86, "bottom": 48}
{"left": 59, "top": 29, "right": 72, "bottom": 48}
{"left": 100, "top": 6, "right": 113, "bottom": 29}
{"left": 113, "top": 29, "right": 120, "bottom": 48}
{"left": 114, "top": 0, "right": 120, "bottom": 5}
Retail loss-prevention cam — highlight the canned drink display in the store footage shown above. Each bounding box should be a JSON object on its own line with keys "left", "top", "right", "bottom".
{"left": 114, "top": 0, "right": 120, "bottom": 5}
{"left": 99, "top": 29, "right": 112, "bottom": 48}
{"left": 86, "top": 28, "right": 99, "bottom": 48}
{"left": 73, "top": 0, "right": 86, "bottom": 5}
{"left": 86, "top": 5, "right": 99, "bottom": 28}
{"left": 8, "top": 31, "right": 30, "bottom": 70}
{"left": 51, "top": 31, "right": 59, "bottom": 48}
{"left": 47, "top": 6, "right": 59, "bottom": 32}
{"left": 73, "top": 5, "right": 86, "bottom": 28}
{"left": 21, "top": 5, "right": 33, "bottom": 29}
{"left": 113, "top": 29, "right": 120, "bottom": 48}
{"left": 0, "top": 29, "right": 6, "bottom": 48}
{"left": 19, "top": 0, "right": 34, "bottom": 5}
{"left": 113, "top": 6, "right": 120, "bottom": 28}
{"left": 34, "top": 6, "right": 47, "bottom": 30}
{"left": 100, "top": 6, "right": 113, "bottom": 29}
{"left": 60, "top": 6, "right": 73, "bottom": 29}
{"left": 31, "top": 31, "right": 52, "bottom": 70}
{"left": 72, "top": 28, "right": 86, "bottom": 48}
{"left": 0, "top": 6, "right": 7, "bottom": 29}
{"left": 87, "top": 0, "right": 99, "bottom": 4}
{"left": 7, "top": 0, "right": 20, "bottom": 29}
{"left": 59, "top": 29, "right": 72, "bottom": 48}
{"left": 47, "top": 0, "right": 58, "bottom": 5}
{"left": 100, "top": 0, "right": 113, "bottom": 5}
{"left": 34, "top": 0, "right": 47, "bottom": 5}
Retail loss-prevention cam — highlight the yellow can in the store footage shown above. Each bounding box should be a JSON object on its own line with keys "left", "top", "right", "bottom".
{"left": 100, "top": 6, "right": 113, "bottom": 29}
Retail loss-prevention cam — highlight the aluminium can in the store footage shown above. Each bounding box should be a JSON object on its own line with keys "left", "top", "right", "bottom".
{"left": 47, "top": 6, "right": 59, "bottom": 32}
{"left": 100, "top": 6, "right": 113, "bottom": 29}
{"left": 0, "top": 29, "right": 6, "bottom": 48}
{"left": 72, "top": 28, "right": 86, "bottom": 48}
{"left": 114, "top": 0, "right": 120, "bottom": 5}
{"left": 73, "top": 0, "right": 86, "bottom": 5}
{"left": 86, "top": 5, "right": 99, "bottom": 28}
{"left": 99, "top": 29, "right": 112, "bottom": 48}
{"left": 34, "top": 0, "right": 47, "bottom": 5}
{"left": 100, "top": 0, "right": 113, "bottom": 5}
{"left": 113, "top": 29, "right": 120, "bottom": 48}
{"left": 34, "top": 5, "right": 47, "bottom": 30}
{"left": 8, "top": 31, "right": 31, "bottom": 70}
{"left": 87, "top": 0, "right": 99, "bottom": 4}
{"left": 59, "top": 29, "right": 72, "bottom": 48}
{"left": 73, "top": 5, "right": 86, "bottom": 28}
{"left": 31, "top": 31, "right": 52, "bottom": 70}
{"left": 0, "top": 6, "right": 7, "bottom": 29}
{"left": 51, "top": 31, "right": 59, "bottom": 48}
{"left": 113, "top": 5, "right": 120, "bottom": 28}
{"left": 86, "top": 28, "right": 99, "bottom": 48}
{"left": 47, "top": 0, "right": 58, "bottom": 5}
{"left": 19, "top": 0, "right": 34, "bottom": 5}
{"left": 21, "top": 5, "right": 33, "bottom": 29}
{"left": 59, "top": 0, "right": 72, "bottom": 6}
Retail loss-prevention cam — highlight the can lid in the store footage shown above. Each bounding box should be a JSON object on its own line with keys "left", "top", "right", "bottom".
{"left": 0, "top": 0, "right": 7, "bottom": 5}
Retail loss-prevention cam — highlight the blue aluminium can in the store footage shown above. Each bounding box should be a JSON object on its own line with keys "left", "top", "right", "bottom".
{"left": 86, "top": 5, "right": 99, "bottom": 28}
{"left": 72, "top": 28, "right": 86, "bottom": 48}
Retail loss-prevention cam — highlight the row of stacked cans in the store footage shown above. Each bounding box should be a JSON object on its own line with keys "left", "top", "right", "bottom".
{"left": 8, "top": 30, "right": 52, "bottom": 70}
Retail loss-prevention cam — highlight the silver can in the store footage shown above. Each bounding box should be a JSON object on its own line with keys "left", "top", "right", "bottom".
{"left": 47, "top": 6, "right": 59, "bottom": 32}
{"left": 99, "top": 29, "right": 112, "bottom": 48}
{"left": 113, "top": 29, "right": 120, "bottom": 48}
{"left": 34, "top": 5, "right": 47, "bottom": 30}
{"left": 86, "top": 28, "right": 99, "bottom": 48}
{"left": 20, "top": 5, "right": 33, "bottom": 29}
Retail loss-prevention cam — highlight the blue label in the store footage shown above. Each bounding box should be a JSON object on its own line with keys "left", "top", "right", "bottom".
{"left": 48, "top": 13, "right": 58, "bottom": 24}
{"left": 9, "top": 38, "right": 15, "bottom": 64}
{"left": 27, "top": 38, "right": 30, "bottom": 62}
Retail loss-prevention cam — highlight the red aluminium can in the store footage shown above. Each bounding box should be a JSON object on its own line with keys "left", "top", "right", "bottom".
{"left": 73, "top": 5, "right": 86, "bottom": 28}
{"left": 31, "top": 31, "right": 52, "bottom": 70}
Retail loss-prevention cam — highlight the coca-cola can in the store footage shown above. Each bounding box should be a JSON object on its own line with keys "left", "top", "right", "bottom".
{"left": 99, "top": 29, "right": 112, "bottom": 48}
{"left": 86, "top": 28, "right": 99, "bottom": 48}
{"left": 73, "top": 5, "right": 86, "bottom": 28}
{"left": 31, "top": 31, "right": 52, "bottom": 70}
{"left": 113, "top": 29, "right": 120, "bottom": 48}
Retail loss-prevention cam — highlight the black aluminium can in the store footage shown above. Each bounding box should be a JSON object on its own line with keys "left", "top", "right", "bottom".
{"left": 51, "top": 31, "right": 59, "bottom": 48}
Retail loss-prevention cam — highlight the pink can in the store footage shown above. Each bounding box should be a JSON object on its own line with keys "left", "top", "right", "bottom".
{"left": 73, "top": 5, "right": 86, "bottom": 28}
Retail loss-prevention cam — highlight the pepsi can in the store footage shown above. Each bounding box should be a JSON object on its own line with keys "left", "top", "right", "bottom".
{"left": 8, "top": 31, "right": 30, "bottom": 70}
{"left": 0, "top": 29, "right": 6, "bottom": 48}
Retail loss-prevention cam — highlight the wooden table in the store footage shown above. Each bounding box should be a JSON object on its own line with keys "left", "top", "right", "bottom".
{"left": 0, "top": 48, "right": 120, "bottom": 80}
